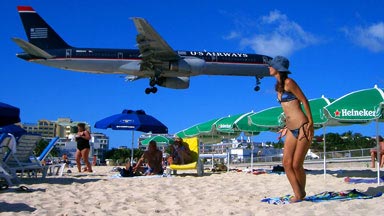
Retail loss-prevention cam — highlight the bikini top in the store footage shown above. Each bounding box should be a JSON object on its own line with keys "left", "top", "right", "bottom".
{"left": 278, "top": 91, "right": 297, "bottom": 103}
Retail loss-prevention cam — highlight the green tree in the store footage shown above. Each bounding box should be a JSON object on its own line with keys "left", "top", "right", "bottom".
{"left": 34, "top": 139, "right": 59, "bottom": 157}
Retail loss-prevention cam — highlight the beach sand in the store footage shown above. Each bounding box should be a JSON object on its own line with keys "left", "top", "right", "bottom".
{"left": 1, "top": 163, "right": 383, "bottom": 216}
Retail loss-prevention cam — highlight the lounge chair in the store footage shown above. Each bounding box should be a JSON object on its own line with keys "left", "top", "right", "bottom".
{"left": 0, "top": 133, "right": 17, "bottom": 186}
{"left": 36, "top": 137, "right": 65, "bottom": 176}
{"left": 3, "top": 134, "right": 45, "bottom": 178}
{"left": 169, "top": 137, "right": 204, "bottom": 176}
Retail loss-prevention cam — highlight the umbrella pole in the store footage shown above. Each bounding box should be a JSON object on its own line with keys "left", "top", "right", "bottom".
{"left": 250, "top": 133, "right": 254, "bottom": 172}
{"left": 376, "top": 118, "right": 380, "bottom": 185}
{"left": 323, "top": 126, "right": 326, "bottom": 178}
{"left": 131, "top": 130, "right": 134, "bottom": 164}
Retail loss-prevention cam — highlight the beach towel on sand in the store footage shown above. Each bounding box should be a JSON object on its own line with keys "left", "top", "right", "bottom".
{"left": 261, "top": 189, "right": 382, "bottom": 205}
{"left": 344, "top": 176, "right": 384, "bottom": 184}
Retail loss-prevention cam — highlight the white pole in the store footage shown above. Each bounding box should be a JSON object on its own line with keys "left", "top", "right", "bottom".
{"left": 227, "top": 146, "right": 230, "bottom": 172}
{"left": 250, "top": 133, "right": 254, "bottom": 172}
{"left": 323, "top": 126, "right": 326, "bottom": 178}
{"left": 376, "top": 118, "right": 380, "bottom": 185}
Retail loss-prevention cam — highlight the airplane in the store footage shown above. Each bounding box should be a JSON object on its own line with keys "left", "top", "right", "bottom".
{"left": 13, "top": 6, "right": 272, "bottom": 94}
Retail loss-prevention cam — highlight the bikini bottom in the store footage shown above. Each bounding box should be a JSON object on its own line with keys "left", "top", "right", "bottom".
{"left": 289, "top": 122, "right": 309, "bottom": 141}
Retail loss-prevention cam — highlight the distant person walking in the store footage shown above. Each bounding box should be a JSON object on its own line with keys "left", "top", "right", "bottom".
{"left": 75, "top": 123, "right": 93, "bottom": 172}
{"left": 269, "top": 56, "right": 314, "bottom": 202}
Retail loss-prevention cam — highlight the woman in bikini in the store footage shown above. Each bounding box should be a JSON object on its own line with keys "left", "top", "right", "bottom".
{"left": 269, "top": 56, "right": 314, "bottom": 202}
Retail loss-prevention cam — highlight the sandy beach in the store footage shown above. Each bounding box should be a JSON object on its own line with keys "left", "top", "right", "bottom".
{"left": 1, "top": 163, "right": 383, "bottom": 216}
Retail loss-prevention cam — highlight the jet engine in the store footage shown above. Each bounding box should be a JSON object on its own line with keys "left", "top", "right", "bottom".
{"left": 157, "top": 77, "right": 190, "bottom": 89}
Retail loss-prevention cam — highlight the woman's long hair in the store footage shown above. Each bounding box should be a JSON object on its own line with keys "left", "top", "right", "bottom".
{"left": 274, "top": 72, "right": 289, "bottom": 93}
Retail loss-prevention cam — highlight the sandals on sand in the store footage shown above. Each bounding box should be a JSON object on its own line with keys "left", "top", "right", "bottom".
{"left": 0, "top": 183, "right": 9, "bottom": 190}
{"left": 17, "top": 185, "right": 32, "bottom": 193}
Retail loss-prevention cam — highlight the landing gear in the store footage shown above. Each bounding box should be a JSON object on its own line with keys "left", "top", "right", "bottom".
{"left": 254, "top": 76, "right": 261, "bottom": 91}
{"left": 145, "top": 87, "right": 157, "bottom": 94}
{"left": 145, "top": 77, "right": 160, "bottom": 94}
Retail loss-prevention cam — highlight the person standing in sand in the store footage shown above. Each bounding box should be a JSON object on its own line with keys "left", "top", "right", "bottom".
{"left": 269, "top": 56, "right": 314, "bottom": 202}
{"left": 75, "top": 123, "right": 93, "bottom": 172}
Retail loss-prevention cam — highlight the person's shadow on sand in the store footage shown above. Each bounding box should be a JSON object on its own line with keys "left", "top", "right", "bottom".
{"left": 0, "top": 201, "right": 36, "bottom": 213}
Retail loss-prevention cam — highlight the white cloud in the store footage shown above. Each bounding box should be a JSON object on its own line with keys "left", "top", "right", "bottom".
{"left": 226, "top": 10, "right": 319, "bottom": 57}
{"left": 344, "top": 22, "right": 384, "bottom": 52}
{"left": 223, "top": 31, "right": 241, "bottom": 40}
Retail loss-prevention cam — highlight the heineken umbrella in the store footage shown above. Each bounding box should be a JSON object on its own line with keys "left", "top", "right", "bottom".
{"left": 175, "top": 117, "right": 240, "bottom": 143}
{"left": 214, "top": 112, "right": 270, "bottom": 171}
{"left": 306, "top": 96, "right": 337, "bottom": 177}
{"left": 141, "top": 135, "right": 174, "bottom": 145}
{"left": 248, "top": 106, "right": 285, "bottom": 130}
{"left": 306, "top": 96, "right": 335, "bottom": 127}
{"left": 324, "top": 85, "right": 384, "bottom": 184}
{"left": 324, "top": 85, "right": 384, "bottom": 122}
{"left": 214, "top": 112, "right": 268, "bottom": 134}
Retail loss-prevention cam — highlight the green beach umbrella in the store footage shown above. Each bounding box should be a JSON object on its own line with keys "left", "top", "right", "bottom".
{"left": 214, "top": 112, "right": 268, "bottom": 134}
{"left": 248, "top": 106, "right": 284, "bottom": 130}
{"left": 324, "top": 85, "right": 384, "bottom": 122}
{"left": 324, "top": 85, "right": 384, "bottom": 184}
{"left": 306, "top": 96, "right": 335, "bottom": 127}
{"left": 141, "top": 135, "right": 174, "bottom": 145}
{"left": 175, "top": 117, "right": 240, "bottom": 144}
{"left": 175, "top": 117, "right": 222, "bottom": 138}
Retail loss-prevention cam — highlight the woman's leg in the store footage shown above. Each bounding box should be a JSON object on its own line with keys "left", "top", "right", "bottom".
{"left": 371, "top": 151, "right": 377, "bottom": 168}
{"left": 75, "top": 149, "right": 82, "bottom": 172}
{"left": 282, "top": 132, "right": 304, "bottom": 202}
{"left": 293, "top": 129, "right": 310, "bottom": 199}
{"left": 81, "top": 148, "right": 93, "bottom": 172}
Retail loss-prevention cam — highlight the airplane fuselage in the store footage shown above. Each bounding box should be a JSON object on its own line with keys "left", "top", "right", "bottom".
{"left": 17, "top": 48, "right": 271, "bottom": 78}
{"left": 14, "top": 5, "right": 272, "bottom": 93}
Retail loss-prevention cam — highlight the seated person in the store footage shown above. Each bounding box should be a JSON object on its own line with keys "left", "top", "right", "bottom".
{"left": 370, "top": 136, "right": 384, "bottom": 168}
{"left": 168, "top": 137, "right": 193, "bottom": 165}
{"left": 119, "top": 159, "right": 134, "bottom": 177}
{"left": 133, "top": 141, "right": 163, "bottom": 175}
{"left": 61, "top": 153, "right": 70, "bottom": 167}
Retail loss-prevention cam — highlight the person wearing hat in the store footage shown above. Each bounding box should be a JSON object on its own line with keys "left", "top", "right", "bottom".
{"left": 269, "top": 56, "right": 314, "bottom": 202}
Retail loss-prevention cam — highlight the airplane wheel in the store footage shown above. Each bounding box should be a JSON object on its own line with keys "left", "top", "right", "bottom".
{"left": 254, "top": 86, "right": 260, "bottom": 91}
{"left": 151, "top": 87, "right": 158, "bottom": 93}
{"left": 149, "top": 79, "right": 156, "bottom": 87}
{"left": 145, "top": 88, "right": 152, "bottom": 94}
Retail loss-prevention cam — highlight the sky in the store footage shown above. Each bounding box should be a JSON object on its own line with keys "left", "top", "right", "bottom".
{"left": 1, "top": 0, "right": 383, "bottom": 149}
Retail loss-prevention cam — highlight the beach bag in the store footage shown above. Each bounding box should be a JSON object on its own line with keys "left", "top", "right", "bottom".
{"left": 272, "top": 165, "right": 285, "bottom": 173}
{"left": 120, "top": 167, "right": 134, "bottom": 177}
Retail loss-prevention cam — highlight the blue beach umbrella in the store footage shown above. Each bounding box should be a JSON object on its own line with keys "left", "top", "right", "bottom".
{"left": 0, "top": 124, "right": 27, "bottom": 137}
{"left": 94, "top": 109, "right": 168, "bottom": 162}
{"left": 0, "top": 102, "right": 21, "bottom": 127}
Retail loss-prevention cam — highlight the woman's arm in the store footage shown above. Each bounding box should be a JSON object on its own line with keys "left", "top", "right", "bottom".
{"left": 81, "top": 130, "right": 91, "bottom": 140}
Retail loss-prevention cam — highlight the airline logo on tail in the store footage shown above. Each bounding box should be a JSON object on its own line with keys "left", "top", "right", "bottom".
{"left": 30, "top": 28, "right": 48, "bottom": 39}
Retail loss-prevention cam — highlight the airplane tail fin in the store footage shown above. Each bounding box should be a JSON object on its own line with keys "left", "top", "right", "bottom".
{"left": 17, "top": 6, "right": 71, "bottom": 49}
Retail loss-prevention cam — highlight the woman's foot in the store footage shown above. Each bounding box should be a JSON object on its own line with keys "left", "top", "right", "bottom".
{"left": 289, "top": 196, "right": 303, "bottom": 203}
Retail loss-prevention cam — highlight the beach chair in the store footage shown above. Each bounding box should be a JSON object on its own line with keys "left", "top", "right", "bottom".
{"left": 0, "top": 133, "right": 18, "bottom": 187}
{"left": 3, "top": 134, "right": 45, "bottom": 178}
{"left": 169, "top": 137, "right": 204, "bottom": 176}
{"left": 36, "top": 137, "right": 65, "bottom": 176}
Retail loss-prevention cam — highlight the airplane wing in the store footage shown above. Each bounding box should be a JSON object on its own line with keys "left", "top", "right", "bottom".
{"left": 131, "top": 17, "right": 180, "bottom": 71}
